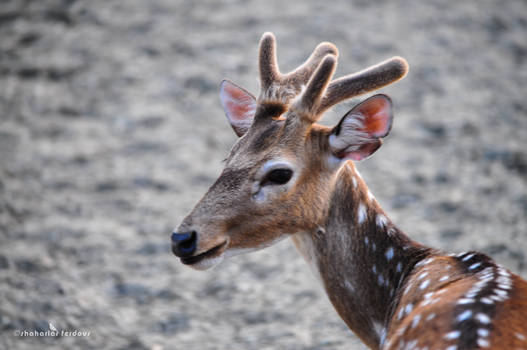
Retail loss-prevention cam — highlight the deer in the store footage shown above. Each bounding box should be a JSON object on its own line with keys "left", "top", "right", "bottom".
{"left": 171, "top": 33, "right": 527, "bottom": 350}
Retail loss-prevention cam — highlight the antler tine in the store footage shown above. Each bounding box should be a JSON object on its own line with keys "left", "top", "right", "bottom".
{"left": 258, "top": 32, "right": 281, "bottom": 93}
{"left": 283, "top": 42, "right": 339, "bottom": 89}
{"left": 296, "top": 55, "right": 337, "bottom": 121}
{"left": 258, "top": 32, "right": 339, "bottom": 107}
{"left": 317, "top": 56, "right": 409, "bottom": 114}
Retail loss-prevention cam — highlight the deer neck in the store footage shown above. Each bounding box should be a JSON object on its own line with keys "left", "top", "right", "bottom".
{"left": 291, "top": 162, "right": 431, "bottom": 349}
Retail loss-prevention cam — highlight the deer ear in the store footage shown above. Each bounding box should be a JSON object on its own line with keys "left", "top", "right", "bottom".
{"left": 329, "top": 94, "right": 393, "bottom": 161}
{"left": 220, "top": 79, "right": 257, "bottom": 137}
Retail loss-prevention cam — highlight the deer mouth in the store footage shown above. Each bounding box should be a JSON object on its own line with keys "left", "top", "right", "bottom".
{"left": 180, "top": 241, "right": 228, "bottom": 266}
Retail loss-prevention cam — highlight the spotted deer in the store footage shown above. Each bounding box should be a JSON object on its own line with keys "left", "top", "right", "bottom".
{"left": 171, "top": 33, "right": 527, "bottom": 350}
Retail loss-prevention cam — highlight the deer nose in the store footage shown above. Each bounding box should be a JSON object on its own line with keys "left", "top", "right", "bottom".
{"left": 171, "top": 231, "right": 197, "bottom": 257}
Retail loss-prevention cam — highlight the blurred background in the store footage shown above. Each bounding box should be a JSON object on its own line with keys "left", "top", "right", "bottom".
{"left": 0, "top": 0, "right": 526, "bottom": 349}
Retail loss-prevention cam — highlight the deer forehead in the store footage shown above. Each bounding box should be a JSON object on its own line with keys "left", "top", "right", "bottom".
{"left": 227, "top": 121, "right": 315, "bottom": 164}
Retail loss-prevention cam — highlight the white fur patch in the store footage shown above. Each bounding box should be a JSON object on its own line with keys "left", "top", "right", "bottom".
{"left": 252, "top": 160, "right": 296, "bottom": 203}
{"left": 376, "top": 214, "right": 388, "bottom": 228}
{"left": 329, "top": 114, "right": 371, "bottom": 154}
{"left": 357, "top": 203, "right": 367, "bottom": 224}
{"left": 189, "top": 234, "right": 288, "bottom": 271}
{"left": 385, "top": 247, "right": 394, "bottom": 261}
{"left": 373, "top": 321, "right": 386, "bottom": 346}
{"left": 188, "top": 255, "right": 225, "bottom": 271}
{"left": 291, "top": 232, "right": 323, "bottom": 284}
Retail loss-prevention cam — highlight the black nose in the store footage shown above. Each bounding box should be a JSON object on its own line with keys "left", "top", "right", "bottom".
{"left": 171, "top": 231, "right": 197, "bottom": 258}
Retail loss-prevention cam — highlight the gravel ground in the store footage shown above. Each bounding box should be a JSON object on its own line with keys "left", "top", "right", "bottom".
{"left": 0, "top": 1, "right": 526, "bottom": 349}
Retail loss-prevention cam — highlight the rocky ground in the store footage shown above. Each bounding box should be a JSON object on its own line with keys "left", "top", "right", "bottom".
{"left": 0, "top": 0, "right": 526, "bottom": 349}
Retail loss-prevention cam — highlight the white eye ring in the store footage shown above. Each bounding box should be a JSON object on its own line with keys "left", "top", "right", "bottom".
{"left": 255, "top": 160, "right": 294, "bottom": 182}
{"left": 251, "top": 160, "right": 296, "bottom": 200}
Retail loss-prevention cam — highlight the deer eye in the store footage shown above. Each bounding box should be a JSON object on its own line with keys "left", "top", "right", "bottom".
{"left": 262, "top": 168, "right": 293, "bottom": 186}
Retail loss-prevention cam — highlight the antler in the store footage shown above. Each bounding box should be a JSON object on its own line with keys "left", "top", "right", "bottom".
{"left": 291, "top": 54, "right": 409, "bottom": 123}
{"left": 297, "top": 54, "right": 338, "bottom": 117}
{"left": 257, "top": 32, "right": 338, "bottom": 106}
{"left": 318, "top": 56, "right": 408, "bottom": 113}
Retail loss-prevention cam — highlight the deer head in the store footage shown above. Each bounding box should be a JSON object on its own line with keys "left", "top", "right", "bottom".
{"left": 172, "top": 33, "right": 408, "bottom": 270}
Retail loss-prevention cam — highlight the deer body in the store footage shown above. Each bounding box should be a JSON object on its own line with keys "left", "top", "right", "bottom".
{"left": 171, "top": 33, "right": 527, "bottom": 349}
{"left": 292, "top": 162, "right": 527, "bottom": 349}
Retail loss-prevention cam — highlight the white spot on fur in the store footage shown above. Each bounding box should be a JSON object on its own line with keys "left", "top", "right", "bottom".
{"left": 416, "top": 257, "right": 434, "bottom": 267}
{"left": 418, "top": 271, "right": 429, "bottom": 280}
{"left": 357, "top": 203, "right": 367, "bottom": 224}
{"left": 396, "top": 262, "right": 402, "bottom": 273}
{"left": 477, "top": 338, "right": 490, "bottom": 348}
{"left": 376, "top": 213, "right": 388, "bottom": 228}
{"left": 385, "top": 247, "right": 394, "bottom": 261}
{"left": 421, "top": 298, "right": 435, "bottom": 307}
{"left": 498, "top": 283, "right": 512, "bottom": 290}
{"left": 444, "top": 331, "right": 461, "bottom": 340}
{"left": 496, "top": 288, "right": 510, "bottom": 298}
{"left": 475, "top": 313, "right": 491, "bottom": 324}
{"left": 419, "top": 279, "right": 430, "bottom": 290}
{"left": 378, "top": 274, "right": 385, "bottom": 286}
{"left": 397, "top": 306, "right": 405, "bottom": 320}
{"left": 424, "top": 257, "right": 434, "bottom": 265}
{"left": 352, "top": 176, "right": 357, "bottom": 188}
{"left": 457, "top": 298, "right": 475, "bottom": 305}
{"left": 403, "top": 284, "right": 412, "bottom": 296}
{"left": 461, "top": 253, "right": 475, "bottom": 261}
{"left": 411, "top": 314, "right": 421, "bottom": 329}
{"left": 426, "top": 313, "right": 436, "bottom": 321}
{"left": 490, "top": 294, "right": 505, "bottom": 302}
{"left": 478, "top": 328, "right": 490, "bottom": 337}
{"left": 480, "top": 297, "right": 493, "bottom": 304}
{"left": 457, "top": 310, "right": 472, "bottom": 322}
{"left": 469, "top": 262, "right": 482, "bottom": 270}
{"left": 439, "top": 275, "right": 450, "bottom": 282}
{"left": 404, "top": 303, "right": 413, "bottom": 315}
{"left": 446, "top": 346, "right": 457, "bottom": 350}
{"left": 367, "top": 190, "right": 375, "bottom": 202}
